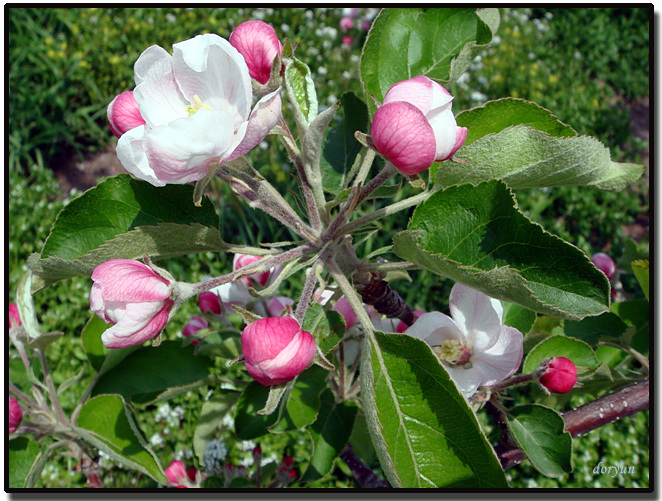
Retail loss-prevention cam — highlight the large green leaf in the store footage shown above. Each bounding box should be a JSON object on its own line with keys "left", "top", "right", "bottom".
{"left": 361, "top": 331, "right": 508, "bottom": 488}
{"left": 234, "top": 382, "right": 279, "bottom": 440}
{"left": 393, "top": 181, "right": 610, "bottom": 320}
{"left": 300, "top": 389, "right": 357, "bottom": 483}
{"left": 75, "top": 394, "right": 167, "bottom": 484}
{"left": 505, "top": 404, "right": 572, "bottom": 478}
{"left": 523, "top": 335, "right": 599, "bottom": 376}
{"left": 270, "top": 365, "right": 328, "bottom": 433}
{"left": 28, "top": 174, "right": 223, "bottom": 292}
{"left": 8, "top": 437, "right": 41, "bottom": 488}
{"left": 564, "top": 312, "right": 629, "bottom": 347}
{"left": 361, "top": 8, "right": 499, "bottom": 111}
{"left": 90, "top": 341, "right": 213, "bottom": 399}
{"left": 436, "top": 125, "right": 644, "bottom": 192}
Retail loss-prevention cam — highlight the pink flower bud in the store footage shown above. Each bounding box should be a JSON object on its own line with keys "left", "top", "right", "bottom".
{"left": 591, "top": 252, "right": 616, "bottom": 280}
{"left": 372, "top": 76, "right": 467, "bottom": 175}
{"left": 396, "top": 310, "right": 425, "bottom": 333}
{"left": 107, "top": 91, "right": 146, "bottom": 138}
{"left": 9, "top": 397, "right": 22, "bottom": 434}
{"left": 540, "top": 357, "right": 577, "bottom": 394}
{"left": 198, "top": 291, "right": 222, "bottom": 315}
{"left": 9, "top": 303, "right": 21, "bottom": 330}
{"left": 241, "top": 317, "right": 316, "bottom": 386}
{"left": 229, "top": 20, "right": 283, "bottom": 85}
{"left": 282, "top": 454, "right": 294, "bottom": 467}
{"left": 361, "top": 19, "right": 372, "bottom": 31}
{"left": 182, "top": 316, "right": 208, "bottom": 345}
{"left": 233, "top": 254, "right": 272, "bottom": 287}
{"left": 90, "top": 259, "right": 174, "bottom": 349}
{"left": 165, "top": 460, "right": 196, "bottom": 488}
{"left": 340, "top": 17, "right": 354, "bottom": 31}
{"left": 342, "top": 36, "right": 354, "bottom": 46}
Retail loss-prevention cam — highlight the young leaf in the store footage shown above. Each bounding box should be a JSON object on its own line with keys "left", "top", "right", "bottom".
{"left": 361, "top": 331, "right": 508, "bottom": 488}
{"left": 502, "top": 302, "right": 537, "bottom": 335}
{"left": 300, "top": 389, "right": 357, "bottom": 483}
{"left": 8, "top": 437, "right": 41, "bottom": 488}
{"left": 90, "top": 341, "right": 213, "bottom": 399}
{"left": 393, "top": 181, "right": 610, "bottom": 320}
{"left": 505, "top": 404, "right": 572, "bottom": 478}
{"left": 283, "top": 45, "right": 318, "bottom": 134}
{"left": 81, "top": 314, "right": 110, "bottom": 372}
{"left": 361, "top": 8, "right": 498, "bottom": 112}
{"left": 523, "top": 335, "right": 599, "bottom": 375}
{"left": 436, "top": 126, "right": 644, "bottom": 192}
{"left": 75, "top": 394, "right": 167, "bottom": 484}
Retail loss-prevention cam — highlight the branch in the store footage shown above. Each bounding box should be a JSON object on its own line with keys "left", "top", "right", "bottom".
{"left": 340, "top": 445, "right": 391, "bottom": 488}
{"left": 495, "top": 378, "right": 650, "bottom": 470}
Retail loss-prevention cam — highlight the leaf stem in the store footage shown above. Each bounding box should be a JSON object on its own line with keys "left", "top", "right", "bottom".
{"left": 294, "top": 260, "right": 322, "bottom": 324}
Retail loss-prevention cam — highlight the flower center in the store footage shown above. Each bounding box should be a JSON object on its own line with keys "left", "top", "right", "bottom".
{"left": 433, "top": 339, "right": 472, "bottom": 366}
{"left": 185, "top": 95, "right": 214, "bottom": 116}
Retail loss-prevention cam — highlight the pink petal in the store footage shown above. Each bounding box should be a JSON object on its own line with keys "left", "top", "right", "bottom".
{"left": 371, "top": 101, "right": 436, "bottom": 176}
{"left": 449, "top": 283, "right": 503, "bottom": 352}
{"left": 383, "top": 75, "right": 435, "bottom": 113}
{"left": 92, "top": 260, "right": 171, "bottom": 302}
{"left": 404, "top": 311, "right": 463, "bottom": 346}
{"left": 242, "top": 317, "right": 301, "bottom": 362}
{"left": 101, "top": 300, "right": 172, "bottom": 348}
{"left": 445, "top": 126, "right": 468, "bottom": 160}
{"left": 229, "top": 21, "right": 283, "bottom": 85}
{"left": 107, "top": 91, "right": 146, "bottom": 138}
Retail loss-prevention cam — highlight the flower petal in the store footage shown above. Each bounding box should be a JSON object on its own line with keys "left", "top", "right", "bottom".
{"left": 404, "top": 311, "right": 464, "bottom": 346}
{"left": 210, "top": 282, "right": 253, "bottom": 306}
{"left": 92, "top": 260, "right": 171, "bottom": 302}
{"left": 449, "top": 283, "right": 503, "bottom": 352}
{"left": 471, "top": 325, "right": 524, "bottom": 387}
{"left": 133, "top": 45, "right": 188, "bottom": 128}
{"left": 101, "top": 300, "right": 172, "bottom": 348}
{"left": 116, "top": 125, "right": 166, "bottom": 187}
{"left": 426, "top": 106, "right": 460, "bottom": 161}
{"left": 446, "top": 365, "right": 482, "bottom": 398}
{"left": 143, "top": 108, "right": 235, "bottom": 184}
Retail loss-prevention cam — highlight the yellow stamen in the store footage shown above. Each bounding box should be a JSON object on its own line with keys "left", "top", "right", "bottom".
{"left": 433, "top": 339, "right": 471, "bottom": 365}
{"left": 185, "top": 94, "right": 214, "bottom": 116}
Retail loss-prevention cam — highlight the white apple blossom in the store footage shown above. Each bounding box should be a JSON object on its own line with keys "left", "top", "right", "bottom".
{"left": 116, "top": 33, "right": 282, "bottom": 187}
{"left": 405, "top": 283, "right": 523, "bottom": 398}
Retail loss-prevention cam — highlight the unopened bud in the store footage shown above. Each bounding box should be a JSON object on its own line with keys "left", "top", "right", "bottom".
{"left": 539, "top": 357, "right": 577, "bottom": 394}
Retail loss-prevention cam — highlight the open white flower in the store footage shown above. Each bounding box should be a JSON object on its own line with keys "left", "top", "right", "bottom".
{"left": 404, "top": 283, "right": 523, "bottom": 398}
{"left": 116, "top": 33, "right": 282, "bottom": 186}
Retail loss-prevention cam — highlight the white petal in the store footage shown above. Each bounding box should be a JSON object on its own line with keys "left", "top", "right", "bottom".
{"left": 426, "top": 107, "right": 459, "bottom": 161}
{"left": 472, "top": 326, "right": 524, "bottom": 387}
{"left": 101, "top": 300, "right": 164, "bottom": 345}
{"left": 173, "top": 34, "right": 251, "bottom": 126}
{"left": 449, "top": 283, "right": 503, "bottom": 352}
{"left": 116, "top": 125, "right": 166, "bottom": 187}
{"left": 133, "top": 45, "right": 188, "bottom": 128}
{"left": 143, "top": 108, "right": 235, "bottom": 184}
{"left": 211, "top": 282, "right": 252, "bottom": 306}
{"left": 404, "top": 311, "right": 464, "bottom": 346}
{"left": 372, "top": 316, "right": 399, "bottom": 333}
{"left": 446, "top": 365, "right": 482, "bottom": 398}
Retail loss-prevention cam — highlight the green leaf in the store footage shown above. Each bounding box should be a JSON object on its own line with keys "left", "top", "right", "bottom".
{"left": 437, "top": 125, "right": 644, "bottom": 192}
{"left": 81, "top": 314, "right": 110, "bottom": 372}
{"left": 75, "top": 394, "right": 167, "bottom": 484}
{"left": 302, "top": 304, "right": 345, "bottom": 355}
{"left": 361, "top": 331, "right": 508, "bottom": 488}
{"left": 28, "top": 174, "right": 223, "bottom": 292}
{"left": 193, "top": 392, "right": 241, "bottom": 469}
{"left": 283, "top": 45, "right": 318, "bottom": 133}
{"left": 502, "top": 302, "right": 537, "bottom": 335}
{"left": 15, "top": 272, "right": 42, "bottom": 340}
{"left": 90, "top": 341, "right": 213, "bottom": 399}
{"left": 564, "top": 312, "right": 629, "bottom": 347}
{"left": 300, "top": 389, "right": 357, "bottom": 483}
{"left": 320, "top": 92, "right": 370, "bottom": 194}
{"left": 611, "top": 299, "right": 649, "bottom": 356}
{"left": 456, "top": 98, "right": 577, "bottom": 146}
{"left": 8, "top": 437, "right": 41, "bottom": 488}
{"left": 393, "top": 181, "right": 610, "bottom": 320}
{"left": 631, "top": 259, "right": 649, "bottom": 300}
{"left": 361, "top": 8, "right": 498, "bottom": 111}
{"left": 523, "top": 335, "right": 599, "bottom": 375}
{"left": 234, "top": 381, "right": 279, "bottom": 440}
{"left": 269, "top": 365, "right": 328, "bottom": 433}
{"left": 505, "top": 404, "right": 572, "bottom": 478}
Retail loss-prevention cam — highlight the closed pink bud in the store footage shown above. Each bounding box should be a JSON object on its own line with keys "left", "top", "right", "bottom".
{"left": 198, "top": 291, "right": 222, "bottom": 315}
{"left": 342, "top": 36, "right": 353, "bottom": 46}
{"left": 165, "top": 460, "right": 190, "bottom": 487}
{"left": 9, "top": 303, "right": 21, "bottom": 330}
{"left": 591, "top": 252, "right": 616, "bottom": 280}
{"left": 182, "top": 316, "right": 208, "bottom": 344}
{"left": 396, "top": 310, "right": 425, "bottom": 333}
{"left": 229, "top": 20, "right": 283, "bottom": 85}
{"left": 241, "top": 317, "right": 316, "bottom": 386}
{"left": 233, "top": 253, "right": 272, "bottom": 287}
{"left": 90, "top": 259, "right": 174, "bottom": 349}
{"left": 340, "top": 17, "right": 354, "bottom": 31}
{"left": 9, "top": 397, "right": 22, "bottom": 434}
{"left": 372, "top": 76, "right": 467, "bottom": 175}
{"left": 540, "top": 357, "right": 577, "bottom": 394}
{"left": 107, "top": 91, "right": 146, "bottom": 138}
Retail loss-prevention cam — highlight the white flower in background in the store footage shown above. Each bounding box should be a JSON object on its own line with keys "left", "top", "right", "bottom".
{"left": 115, "top": 33, "right": 281, "bottom": 186}
{"left": 404, "top": 283, "right": 523, "bottom": 398}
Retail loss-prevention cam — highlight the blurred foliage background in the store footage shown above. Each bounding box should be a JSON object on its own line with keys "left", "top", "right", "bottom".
{"left": 8, "top": 7, "right": 649, "bottom": 488}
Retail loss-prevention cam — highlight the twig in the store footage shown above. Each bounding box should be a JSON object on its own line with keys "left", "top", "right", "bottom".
{"left": 340, "top": 445, "right": 391, "bottom": 488}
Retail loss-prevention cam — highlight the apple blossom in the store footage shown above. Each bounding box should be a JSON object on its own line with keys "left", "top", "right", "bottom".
{"left": 371, "top": 75, "right": 467, "bottom": 175}
{"left": 342, "top": 36, "right": 354, "bottom": 46}
{"left": 396, "top": 310, "right": 425, "bottom": 333}
{"left": 9, "top": 303, "right": 21, "bottom": 330}
{"left": 591, "top": 252, "right": 616, "bottom": 281}
{"left": 404, "top": 283, "right": 523, "bottom": 398}
{"left": 165, "top": 460, "right": 199, "bottom": 488}
{"left": 198, "top": 291, "right": 222, "bottom": 315}
{"left": 182, "top": 316, "right": 208, "bottom": 345}
{"left": 539, "top": 357, "right": 578, "bottom": 394}
{"left": 241, "top": 317, "right": 316, "bottom": 386}
{"left": 115, "top": 33, "right": 282, "bottom": 186}
{"left": 340, "top": 17, "right": 354, "bottom": 31}
{"left": 229, "top": 20, "right": 283, "bottom": 85}
{"left": 9, "top": 397, "right": 22, "bottom": 434}
{"left": 107, "top": 91, "right": 146, "bottom": 138}
{"left": 90, "top": 259, "right": 174, "bottom": 349}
